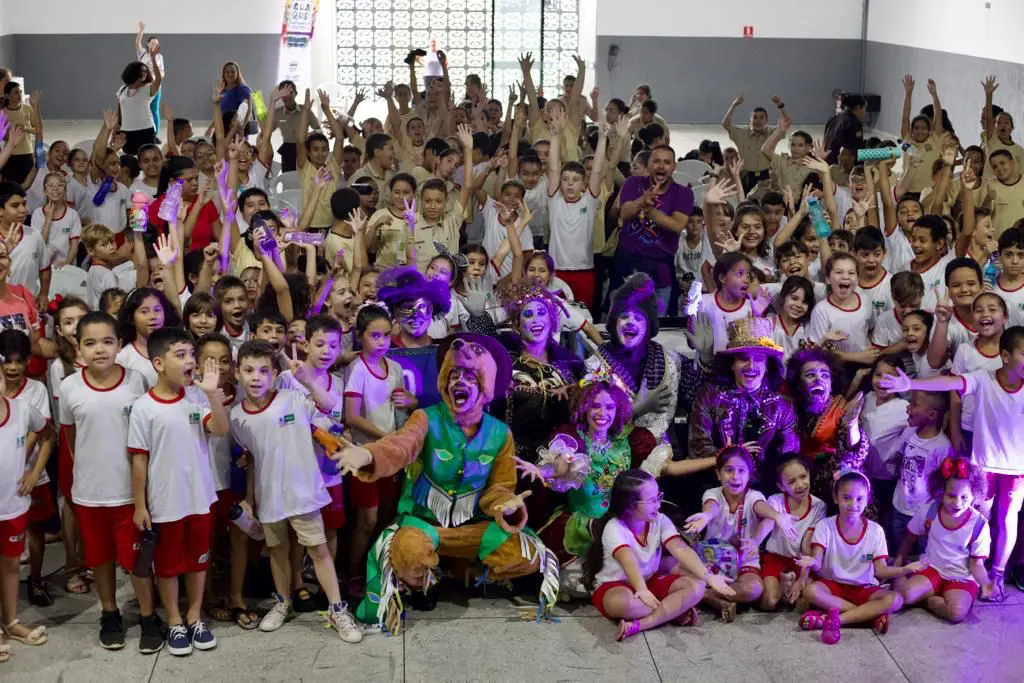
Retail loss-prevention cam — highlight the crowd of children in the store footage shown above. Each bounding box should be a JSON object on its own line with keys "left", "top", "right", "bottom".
{"left": 0, "top": 33, "right": 1023, "bottom": 661}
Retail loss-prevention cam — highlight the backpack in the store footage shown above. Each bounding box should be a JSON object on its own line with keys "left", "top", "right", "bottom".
{"left": 922, "top": 501, "right": 986, "bottom": 549}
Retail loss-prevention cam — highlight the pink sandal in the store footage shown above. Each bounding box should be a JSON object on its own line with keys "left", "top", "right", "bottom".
{"left": 616, "top": 619, "right": 642, "bottom": 641}
{"left": 872, "top": 613, "right": 891, "bottom": 635}
{"left": 799, "top": 610, "right": 826, "bottom": 630}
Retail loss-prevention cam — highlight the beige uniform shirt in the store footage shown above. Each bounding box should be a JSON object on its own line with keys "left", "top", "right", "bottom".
{"left": 985, "top": 175, "right": 1024, "bottom": 236}
{"left": 354, "top": 162, "right": 396, "bottom": 211}
{"left": 727, "top": 126, "right": 774, "bottom": 173}
{"left": 272, "top": 104, "right": 321, "bottom": 144}
{"left": 769, "top": 153, "right": 812, "bottom": 194}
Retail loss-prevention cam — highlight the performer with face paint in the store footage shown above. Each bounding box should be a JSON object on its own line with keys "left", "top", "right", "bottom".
{"left": 686, "top": 317, "right": 799, "bottom": 489}
{"left": 595, "top": 274, "right": 682, "bottom": 443}
{"left": 785, "top": 347, "right": 869, "bottom": 508}
{"left": 335, "top": 333, "right": 559, "bottom": 632}
{"left": 377, "top": 266, "right": 450, "bottom": 409}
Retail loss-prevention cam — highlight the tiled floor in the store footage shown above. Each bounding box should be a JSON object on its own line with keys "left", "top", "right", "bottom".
{"left": 5, "top": 545, "right": 1024, "bottom": 682}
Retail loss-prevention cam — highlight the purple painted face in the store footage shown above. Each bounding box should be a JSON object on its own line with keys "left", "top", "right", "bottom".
{"left": 616, "top": 308, "right": 647, "bottom": 351}
{"left": 800, "top": 360, "right": 832, "bottom": 413}
{"left": 519, "top": 301, "right": 552, "bottom": 345}
{"left": 397, "top": 297, "right": 433, "bottom": 337}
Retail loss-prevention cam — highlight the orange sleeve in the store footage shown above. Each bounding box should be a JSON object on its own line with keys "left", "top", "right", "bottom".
{"left": 361, "top": 409, "right": 430, "bottom": 481}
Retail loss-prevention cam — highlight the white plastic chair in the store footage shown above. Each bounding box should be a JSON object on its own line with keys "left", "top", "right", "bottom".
{"left": 676, "top": 159, "right": 714, "bottom": 180}
{"left": 691, "top": 183, "right": 708, "bottom": 207}
{"left": 272, "top": 188, "right": 303, "bottom": 215}
{"left": 673, "top": 171, "right": 696, "bottom": 187}
{"left": 50, "top": 265, "right": 89, "bottom": 299}
{"left": 270, "top": 171, "right": 302, "bottom": 194}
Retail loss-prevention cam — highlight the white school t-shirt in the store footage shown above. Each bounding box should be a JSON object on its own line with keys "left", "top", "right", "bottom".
{"left": 870, "top": 308, "right": 903, "bottom": 348}
{"left": 48, "top": 360, "right": 84, "bottom": 403}
{"left": 9, "top": 378, "right": 51, "bottom": 487}
{"left": 765, "top": 493, "right": 827, "bottom": 559}
{"left": 343, "top": 355, "right": 404, "bottom": 446}
{"left": 86, "top": 181, "right": 131, "bottom": 234}
{"left": 884, "top": 228, "right": 914, "bottom": 274}
{"left": 916, "top": 253, "right": 955, "bottom": 312}
{"left": 997, "top": 279, "right": 1024, "bottom": 327}
{"left": 811, "top": 516, "right": 888, "bottom": 586}
{"left": 116, "top": 342, "right": 157, "bottom": 391}
{"left": 66, "top": 176, "right": 90, "bottom": 215}
{"left": 893, "top": 427, "right": 951, "bottom": 516}
{"left": 807, "top": 293, "right": 872, "bottom": 353}
{"left": 229, "top": 389, "right": 332, "bottom": 524}
{"left": 0, "top": 397, "right": 47, "bottom": 520}
{"left": 127, "top": 386, "right": 217, "bottom": 523}
{"left": 521, "top": 176, "right": 549, "bottom": 241}
{"left": 481, "top": 197, "right": 535, "bottom": 278}
{"left": 697, "top": 291, "right": 753, "bottom": 354}
{"left": 86, "top": 262, "right": 136, "bottom": 310}
{"left": 592, "top": 513, "right": 682, "bottom": 587}
{"left": 30, "top": 206, "right": 82, "bottom": 266}
{"left": 858, "top": 271, "right": 892, "bottom": 325}
{"left": 276, "top": 369, "right": 345, "bottom": 488}
{"left": 771, "top": 316, "right": 807, "bottom": 364}
{"left": 908, "top": 506, "right": 990, "bottom": 583}
{"left": 862, "top": 393, "right": 910, "bottom": 480}
{"left": 951, "top": 340, "right": 1002, "bottom": 432}
{"left": 224, "top": 323, "right": 250, "bottom": 360}
{"left": 130, "top": 179, "right": 159, "bottom": 200}
{"left": 547, "top": 190, "right": 598, "bottom": 271}
{"left": 5, "top": 224, "right": 47, "bottom": 296}
{"left": 58, "top": 366, "right": 148, "bottom": 506}
{"left": 207, "top": 389, "right": 242, "bottom": 491}
{"left": 701, "top": 487, "right": 766, "bottom": 569}
{"left": 26, "top": 168, "right": 70, "bottom": 213}
{"left": 960, "top": 370, "right": 1024, "bottom": 474}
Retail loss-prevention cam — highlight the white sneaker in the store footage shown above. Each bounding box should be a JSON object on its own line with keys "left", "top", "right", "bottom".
{"left": 259, "top": 598, "right": 292, "bottom": 632}
{"left": 328, "top": 603, "right": 363, "bottom": 643}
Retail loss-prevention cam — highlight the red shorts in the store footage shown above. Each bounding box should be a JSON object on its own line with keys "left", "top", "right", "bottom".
{"left": 555, "top": 269, "right": 596, "bottom": 311}
{"left": 816, "top": 578, "right": 882, "bottom": 606}
{"left": 28, "top": 484, "right": 57, "bottom": 524}
{"left": 114, "top": 230, "right": 128, "bottom": 248}
{"left": 916, "top": 566, "right": 979, "bottom": 601}
{"left": 761, "top": 552, "right": 800, "bottom": 580}
{"left": 210, "top": 489, "right": 241, "bottom": 531}
{"left": 76, "top": 504, "right": 141, "bottom": 570}
{"left": 349, "top": 474, "right": 400, "bottom": 510}
{"left": 321, "top": 483, "right": 346, "bottom": 530}
{"left": 984, "top": 472, "right": 1024, "bottom": 501}
{"left": 154, "top": 513, "right": 212, "bottom": 578}
{"left": 592, "top": 573, "right": 684, "bottom": 619}
{"left": 58, "top": 431, "right": 74, "bottom": 502}
{"left": 0, "top": 513, "right": 28, "bottom": 558}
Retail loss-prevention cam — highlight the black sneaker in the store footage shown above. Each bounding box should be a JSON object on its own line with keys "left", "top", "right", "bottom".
{"left": 138, "top": 613, "right": 165, "bottom": 654}
{"left": 99, "top": 609, "right": 125, "bottom": 650}
{"left": 291, "top": 587, "right": 318, "bottom": 613}
{"left": 27, "top": 576, "right": 54, "bottom": 607}
{"left": 407, "top": 589, "right": 438, "bottom": 612}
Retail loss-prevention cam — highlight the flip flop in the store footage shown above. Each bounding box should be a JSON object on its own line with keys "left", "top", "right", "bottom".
{"left": 3, "top": 620, "right": 47, "bottom": 646}
{"left": 721, "top": 601, "right": 737, "bottom": 623}
{"left": 64, "top": 571, "right": 90, "bottom": 595}
{"left": 205, "top": 598, "right": 233, "bottom": 622}
{"left": 0, "top": 643, "right": 10, "bottom": 664}
{"left": 232, "top": 606, "right": 259, "bottom": 630}
{"left": 872, "top": 613, "right": 891, "bottom": 635}
{"left": 676, "top": 606, "right": 700, "bottom": 627}
{"left": 616, "top": 619, "right": 642, "bottom": 641}
{"left": 799, "top": 610, "right": 826, "bottom": 630}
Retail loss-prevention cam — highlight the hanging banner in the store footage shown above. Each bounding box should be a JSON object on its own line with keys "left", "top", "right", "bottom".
{"left": 278, "top": 0, "right": 321, "bottom": 89}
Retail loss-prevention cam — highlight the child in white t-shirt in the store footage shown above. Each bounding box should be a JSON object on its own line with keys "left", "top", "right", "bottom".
{"left": 878, "top": 330, "right": 1024, "bottom": 602}
{"left": 892, "top": 391, "right": 951, "bottom": 550}
{"left": 862, "top": 358, "right": 911, "bottom": 517}
{"left": 58, "top": 311, "right": 161, "bottom": 652}
{"left": 585, "top": 469, "right": 733, "bottom": 641}
{"left": 801, "top": 471, "right": 911, "bottom": 634}
{"left": 229, "top": 340, "right": 362, "bottom": 643}
{"left": 807, "top": 252, "right": 874, "bottom": 363}
{"left": 31, "top": 172, "right": 82, "bottom": 268}
{"left": 481, "top": 184, "right": 534, "bottom": 278}
{"left": 695, "top": 252, "right": 764, "bottom": 354}
{"left": 924, "top": 258, "right": 983, "bottom": 371}
{"left": 948, "top": 292, "right": 1005, "bottom": 454}
{"left": 128, "top": 328, "right": 228, "bottom": 656}
{"left": 895, "top": 457, "right": 994, "bottom": 622}
{"left": 0, "top": 330, "right": 56, "bottom": 608}
{"left": 0, "top": 364, "right": 49, "bottom": 648}
{"left": 81, "top": 224, "right": 141, "bottom": 311}
{"left": 759, "top": 455, "right": 827, "bottom": 611}
{"left": 685, "top": 446, "right": 796, "bottom": 621}
{"left": 115, "top": 287, "right": 174, "bottom": 390}
{"left": 343, "top": 304, "right": 407, "bottom": 597}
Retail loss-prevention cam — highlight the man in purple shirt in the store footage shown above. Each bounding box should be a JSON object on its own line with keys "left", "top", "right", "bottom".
{"left": 611, "top": 145, "right": 694, "bottom": 310}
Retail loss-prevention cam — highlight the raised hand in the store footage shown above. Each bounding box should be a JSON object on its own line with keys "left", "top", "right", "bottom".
{"left": 962, "top": 165, "right": 979, "bottom": 190}
{"left": 926, "top": 78, "right": 938, "bottom": 98}
{"left": 571, "top": 54, "right": 585, "bottom": 71}
{"left": 982, "top": 75, "right": 999, "bottom": 97}
{"left": 29, "top": 91, "right": 41, "bottom": 109}
{"left": 748, "top": 286, "right": 772, "bottom": 317}
{"left": 402, "top": 197, "right": 417, "bottom": 229}
{"left": 715, "top": 233, "right": 741, "bottom": 254}
{"left": 705, "top": 178, "right": 737, "bottom": 205}
{"left": 514, "top": 456, "right": 545, "bottom": 484}
{"left": 878, "top": 367, "right": 911, "bottom": 393}
{"left": 684, "top": 310, "right": 715, "bottom": 367}
{"left": 456, "top": 123, "right": 473, "bottom": 149}
{"left": 770, "top": 95, "right": 783, "bottom": 108}
{"left": 154, "top": 232, "right": 178, "bottom": 266}
{"left": 507, "top": 83, "right": 517, "bottom": 106}
{"left": 902, "top": 74, "right": 915, "bottom": 94}
{"left": 195, "top": 357, "right": 221, "bottom": 395}
{"left": 516, "top": 200, "right": 534, "bottom": 230}
{"left": 842, "top": 391, "right": 865, "bottom": 425}
{"left": 103, "top": 109, "right": 119, "bottom": 130}
{"left": 518, "top": 52, "right": 535, "bottom": 73}
{"left": 111, "top": 132, "right": 127, "bottom": 152}
{"left": 317, "top": 88, "right": 332, "bottom": 112}
{"left": 934, "top": 288, "right": 953, "bottom": 322}
{"left": 461, "top": 277, "right": 488, "bottom": 316}
{"left": 353, "top": 88, "right": 368, "bottom": 107}
{"left": 303, "top": 88, "right": 312, "bottom": 111}
{"left": 941, "top": 141, "right": 957, "bottom": 166}
{"left": 212, "top": 81, "right": 224, "bottom": 104}
{"left": 548, "top": 105, "right": 567, "bottom": 132}
{"left": 732, "top": 93, "right": 745, "bottom": 108}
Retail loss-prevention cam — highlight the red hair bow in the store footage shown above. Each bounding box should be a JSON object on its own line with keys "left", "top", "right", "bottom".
{"left": 47, "top": 294, "right": 64, "bottom": 315}
{"left": 940, "top": 457, "right": 969, "bottom": 480}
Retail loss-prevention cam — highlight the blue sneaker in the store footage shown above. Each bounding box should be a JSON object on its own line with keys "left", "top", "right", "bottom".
{"left": 166, "top": 624, "right": 192, "bottom": 656}
{"left": 187, "top": 620, "right": 217, "bottom": 651}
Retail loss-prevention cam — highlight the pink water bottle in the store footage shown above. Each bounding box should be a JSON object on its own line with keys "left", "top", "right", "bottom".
{"left": 158, "top": 179, "right": 183, "bottom": 222}
{"left": 129, "top": 192, "right": 150, "bottom": 232}
{"left": 821, "top": 608, "right": 841, "bottom": 644}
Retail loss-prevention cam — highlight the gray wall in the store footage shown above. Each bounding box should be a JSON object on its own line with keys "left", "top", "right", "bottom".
{"left": 864, "top": 41, "right": 1024, "bottom": 138}
{"left": 595, "top": 36, "right": 864, "bottom": 126}
{"left": 0, "top": 34, "right": 14, "bottom": 73}
{"left": 9, "top": 33, "right": 279, "bottom": 120}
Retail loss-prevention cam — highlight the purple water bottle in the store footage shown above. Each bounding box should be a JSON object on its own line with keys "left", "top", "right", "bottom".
{"left": 158, "top": 179, "right": 183, "bottom": 222}
{"left": 821, "top": 608, "right": 841, "bottom": 644}
{"left": 283, "top": 231, "right": 324, "bottom": 246}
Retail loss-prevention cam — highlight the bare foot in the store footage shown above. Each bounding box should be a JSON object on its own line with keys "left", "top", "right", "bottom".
{"left": 721, "top": 601, "right": 737, "bottom": 623}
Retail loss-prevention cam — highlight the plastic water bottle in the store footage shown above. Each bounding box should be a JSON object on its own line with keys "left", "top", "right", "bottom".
{"left": 229, "top": 503, "right": 265, "bottom": 541}
{"left": 252, "top": 90, "right": 268, "bottom": 124}
{"left": 283, "top": 231, "right": 324, "bottom": 246}
{"left": 129, "top": 192, "right": 150, "bottom": 232}
{"left": 984, "top": 253, "right": 999, "bottom": 287}
{"left": 807, "top": 196, "right": 831, "bottom": 238}
{"left": 856, "top": 146, "right": 902, "bottom": 163}
{"left": 821, "top": 608, "right": 841, "bottom": 645}
{"left": 34, "top": 139, "right": 46, "bottom": 168}
{"left": 157, "top": 179, "right": 183, "bottom": 222}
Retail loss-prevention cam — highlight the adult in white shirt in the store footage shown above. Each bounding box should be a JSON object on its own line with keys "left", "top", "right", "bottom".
{"left": 135, "top": 21, "right": 165, "bottom": 139}
{"left": 117, "top": 51, "right": 163, "bottom": 155}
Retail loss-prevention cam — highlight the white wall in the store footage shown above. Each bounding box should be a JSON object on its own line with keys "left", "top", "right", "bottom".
{"left": 596, "top": 0, "right": 864, "bottom": 39}
{"left": 868, "top": 0, "right": 1024, "bottom": 64}
{"left": 3, "top": 0, "right": 282, "bottom": 34}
